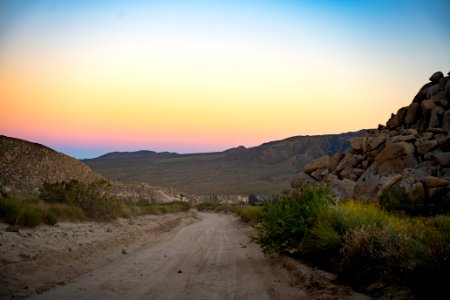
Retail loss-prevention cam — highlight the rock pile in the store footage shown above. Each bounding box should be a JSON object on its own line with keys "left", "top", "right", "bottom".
{"left": 291, "top": 71, "right": 450, "bottom": 206}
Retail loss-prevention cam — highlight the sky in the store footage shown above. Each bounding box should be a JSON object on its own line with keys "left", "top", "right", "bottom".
{"left": 0, "top": 0, "right": 449, "bottom": 158}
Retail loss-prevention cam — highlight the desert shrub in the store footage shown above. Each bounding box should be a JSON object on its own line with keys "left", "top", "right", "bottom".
{"left": 40, "top": 179, "right": 89, "bottom": 205}
{"left": 301, "top": 208, "right": 342, "bottom": 256}
{"left": 254, "top": 186, "right": 332, "bottom": 254}
{"left": 0, "top": 198, "right": 44, "bottom": 226}
{"left": 299, "top": 200, "right": 450, "bottom": 294}
{"left": 379, "top": 215, "right": 450, "bottom": 292}
{"left": 130, "top": 201, "right": 191, "bottom": 216}
{"left": 379, "top": 185, "right": 427, "bottom": 216}
{"left": 196, "top": 202, "right": 221, "bottom": 211}
{"left": 339, "top": 225, "right": 385, "bottom": 287}
{"left": 238, "top": 206, "right": 264, "bottom": 224}
{"left": 0, "top": 198, "right": 79, "bottom": 227}
{"left": 46, "top": 204, "right": 85, "bottom": 222}
{"left": 228, "top": 204, "right": 244, "bottom": 214}
{"left": 0, "top": 198, "right": 21, "bottom": 224}
{"left": 81, "top": 195, "right": 130, "bottom": 221}
{"left": 39, "top": 179, "right": 130, "bottom": 221}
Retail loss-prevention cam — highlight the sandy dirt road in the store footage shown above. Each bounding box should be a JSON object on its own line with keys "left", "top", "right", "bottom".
{"left": 27, "top": 212, "right": 365, "bottom": 300}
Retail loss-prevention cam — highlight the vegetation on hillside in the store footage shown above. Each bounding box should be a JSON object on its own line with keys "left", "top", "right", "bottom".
{"left": 0, "top": 179, "right": 191, "bottom": 228}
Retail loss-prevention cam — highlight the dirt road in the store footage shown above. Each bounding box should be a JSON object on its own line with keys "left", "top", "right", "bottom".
{"left": 27, "top": 212, "right": 365, "bottom": 300}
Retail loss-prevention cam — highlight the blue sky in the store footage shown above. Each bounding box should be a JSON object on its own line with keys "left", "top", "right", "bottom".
{"left": 0, "top": 0, "right": 449, "bottom": 158}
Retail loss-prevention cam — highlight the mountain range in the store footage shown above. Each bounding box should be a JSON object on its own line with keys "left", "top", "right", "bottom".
{"left": 84, "top": 131, "right": 366, "bottom": 196}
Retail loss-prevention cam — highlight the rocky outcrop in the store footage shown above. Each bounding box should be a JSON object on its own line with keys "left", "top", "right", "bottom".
{"left": 292, "top": 71, "right": 450, "bottom": 205}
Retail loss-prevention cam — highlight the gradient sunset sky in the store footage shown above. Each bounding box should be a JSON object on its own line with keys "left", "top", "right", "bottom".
{"left": 1, "top": 0, "right": 449, "bottom": 158}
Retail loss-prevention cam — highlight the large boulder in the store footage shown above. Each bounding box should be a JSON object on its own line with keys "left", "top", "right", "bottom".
{"left": 323, "top": 174, "right": 356, "bottom": 200}
{"left": 291, "top": 172, "right": 318, "bottom": 190}
{"left": 404, "top": 103, "right": 420, "bottom": 125}
{"left": 303, "top": 155, "right": 330, "bottom": 174}
{"left": 354, "top": 171, "right": 403, "bottom": 201}
{"left": 429, "top": 71, "right": 444, "bottom": 83}
{"left": 374, "top": 142, "right": 417, "bottom": 174}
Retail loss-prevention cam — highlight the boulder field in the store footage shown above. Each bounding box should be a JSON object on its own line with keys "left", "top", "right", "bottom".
{"left": 292, "top": 71, "right": 450, "bottom": 207}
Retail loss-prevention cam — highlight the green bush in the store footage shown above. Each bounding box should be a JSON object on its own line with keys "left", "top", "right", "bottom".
{"left": 47, "top": 204, "right": 85, "bottom": 221}
{"left": 254, "top": 186, "right": 332, "bottom": 254}
{"left": 379, "top": 185, "right": 427, "bottom": 215}
{"left": 239, "top": 206, "right": 264, "bottom": 224}
{"left": 0, "top": 198, "right": 85, "bottom": 227}
{"left": 298, "top": 200, "right": 450, "bottom": 294}
{"left": 196, "top": 202, "right": 221, "bottom": 211}
{"left": 40, "top": 179, "right": 130, "bottom": 221}
{"left": 130, "top": 201, "right": 191, "bottom": 216}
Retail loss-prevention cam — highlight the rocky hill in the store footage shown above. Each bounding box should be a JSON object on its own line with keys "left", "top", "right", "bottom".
{"left": 84, "top": 131, "right": 365, "bottom": 196}
{"left": 292, "top": 71, "right": 450, "bottom": 207}
{"left": 0, "top": 135, "right": 179, "bottom": 202}
{"left": 0, "top": 135, "right": 105, "bottom": 193}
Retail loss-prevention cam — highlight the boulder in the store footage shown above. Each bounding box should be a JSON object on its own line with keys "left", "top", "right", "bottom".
{"left": 430, "top": 152, "right": 450, "bottom": 167}
{"left": 366, "top": 136, "right": 386, "bottom": 152}
{"left": 335, "top": 154, "right": 363, "bottom": 173}
{"left": 248, "top": 193, "right": 268, "bottom": 206}
{"left": 310, "top": 168, "right": 329, "bottom": 181}
{"left": 374, "top": 142, "right": 417, "bottom": 174}
{"left": 427, "top": 186, "right": 447, "bottom": 200}
{"left": 429, "top": 71, "right": 444, "bottom": 83}
{"left": 329, "top": 152, "right": 345, "bottom": 172}
{"left": 404, "top": 103, "right": 420, "bottom": 125}
{"left": 349, "top": 137, "right": 364, "bottom": 153}
{"left": 426, "top": 83, "right": 442, "bottom": 98}
{"left": 354, "top": 173, "right": 403, "bottom": 201}
{"left": 429, "top": 90, "right": 446, "bottom": 104}
{"left": 438, "top": 137, "right": 450, "bottom": 151}
{"left": 387, "top": 107, "right": 408, "bottom": 129}
{"left": 408, "top": 182, "right": 426, "bottom": 203}
{"left": 339, "top": 167, "right": 359, "bottom": 181}
{"left": 442, "top": 111, "right": 450, "bottom": 131}
{"left": 391, "top": 134, "right": 417, "bottom": 143}
{"left": 420, "top": 176, "right": 449, "bottom": 188}
{"left": 421, "top": 99, "right": 436, "bottom": 125}
{"left": 304, "top": 155, "right": 330, "bottom": 174}
{"left": 291, "top": 172, "right": 318, "bottom": 189}
{"left": 413, "top": 82, "right": 433, "bottom": 103}
{"left": 428, "top": 107, "right": 441, "bottom": 128}
{"left": 416, "top": 140, "right": 438, "bottom": 156}
{"left": 323, "top": 174, "right": 356, "bottom": 200}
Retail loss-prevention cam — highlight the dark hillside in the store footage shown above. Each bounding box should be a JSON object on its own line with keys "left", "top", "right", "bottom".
{"left": 84, "top": 131, "right": 365, "bottom": 195}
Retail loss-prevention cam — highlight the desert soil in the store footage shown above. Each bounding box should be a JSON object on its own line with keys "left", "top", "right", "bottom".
{"left": 1, "top": 211, "right": 367, "bottom": 299}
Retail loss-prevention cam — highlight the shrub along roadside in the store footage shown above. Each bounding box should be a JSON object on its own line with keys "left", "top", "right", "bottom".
{"left": 39, "top": 179, "right": 130, "bottom": 221}
{"left": 253, "top": 186, "right": 332, "bottom": 254}
{"left": 129, "top": 201, "right": 191, "bottom": 215}
{"left": 0, "top": 198, "right": 85, "bottom": 227}
{"left": 1, "top": 180, "right": 192, "bottom": 228}
{"left": 250, "top": 185, "right": 450, "bottom": 296}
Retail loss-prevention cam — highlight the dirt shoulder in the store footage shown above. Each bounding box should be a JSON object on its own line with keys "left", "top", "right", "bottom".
{"left": 0, "top": 211, "right": 199, "bottom": 299}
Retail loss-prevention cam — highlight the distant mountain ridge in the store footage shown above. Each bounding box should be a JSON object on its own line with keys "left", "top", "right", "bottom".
{"left": 96, "top": 150, "right": 178, "bottom": 160}
{"left": 84, "top": 131, "right": 366, "bottom": 195}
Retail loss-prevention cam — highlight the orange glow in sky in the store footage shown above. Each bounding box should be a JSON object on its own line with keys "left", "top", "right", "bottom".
{"left": 1, "top": 1, "right": 449, "bottom": 158}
